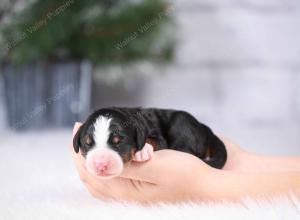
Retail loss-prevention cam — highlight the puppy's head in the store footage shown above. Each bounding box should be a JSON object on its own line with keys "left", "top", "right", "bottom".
{"left": 73, "top": 108, "right": 147, "bottom": 179}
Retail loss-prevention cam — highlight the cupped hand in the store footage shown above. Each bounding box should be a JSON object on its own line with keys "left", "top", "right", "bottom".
{"left": 70, "top": 123, "right": 300, "bottom": 202}
{"left": 70, "top": 123, "right": 300, "bottom": 203}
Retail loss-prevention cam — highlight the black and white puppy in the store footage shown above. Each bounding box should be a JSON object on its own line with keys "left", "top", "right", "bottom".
{"left": 73, "top": 107, "right": 227, "bottom": 179}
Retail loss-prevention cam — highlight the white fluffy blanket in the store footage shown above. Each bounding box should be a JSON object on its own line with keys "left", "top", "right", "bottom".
{"left": 1, "top": 131, "right": 299, "bottom": 220}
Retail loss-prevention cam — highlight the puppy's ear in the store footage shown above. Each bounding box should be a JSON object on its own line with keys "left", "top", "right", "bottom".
{"left": 136, "top": 124, "right": 148, "bottom": 150}
{"left": 73, "top": 125, "right": 83, "bottom": 153}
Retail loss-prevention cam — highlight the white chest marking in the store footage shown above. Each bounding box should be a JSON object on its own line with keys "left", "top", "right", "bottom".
{"left": 93, "top": 116, "right": 112, "bottom": 149}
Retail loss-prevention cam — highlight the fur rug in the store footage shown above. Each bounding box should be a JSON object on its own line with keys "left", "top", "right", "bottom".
{"left": 1, "top": 131, "right": 299, "bottom": 220}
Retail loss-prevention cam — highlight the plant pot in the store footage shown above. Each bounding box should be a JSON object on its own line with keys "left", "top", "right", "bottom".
{"left": 1, "top": 60, "right": 92, "bottom": 131}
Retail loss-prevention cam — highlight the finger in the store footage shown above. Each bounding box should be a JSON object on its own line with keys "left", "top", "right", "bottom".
{"left": 75, "top": 163, "right": 114, "bottom": 197}
{"left": 73, "top": 157, "right": 89, "bottom": 181}
{"left": 85, "top": 184, "right": 107, "bottom": 200}
{"left": 85, "top": 176, "right": 136, "bottom": 200}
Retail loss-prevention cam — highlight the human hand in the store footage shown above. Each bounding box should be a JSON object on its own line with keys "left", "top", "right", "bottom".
{"left": 70, "top": 123, "right": 300, "bottom": 203}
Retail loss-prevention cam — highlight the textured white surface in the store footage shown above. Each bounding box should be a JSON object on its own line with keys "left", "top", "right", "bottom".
{"left": 1, "top": 131, "right": 300, "bottom": 220}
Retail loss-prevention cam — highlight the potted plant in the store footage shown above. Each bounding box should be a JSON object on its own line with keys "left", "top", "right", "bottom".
{"left": 0, "top": 0, "right": 174, "bottom": 130}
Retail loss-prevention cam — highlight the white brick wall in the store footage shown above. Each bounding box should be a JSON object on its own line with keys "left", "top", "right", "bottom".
{"left": 174, "top": 0, "right": 300, "bottom": 66}
{"left": 93, "top": 0, "right": 300, "bottom": 154}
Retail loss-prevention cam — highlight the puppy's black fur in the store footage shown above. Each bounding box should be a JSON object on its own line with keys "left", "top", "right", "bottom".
{"left": 73, "top": 107, "right": 227, "bottom": 169}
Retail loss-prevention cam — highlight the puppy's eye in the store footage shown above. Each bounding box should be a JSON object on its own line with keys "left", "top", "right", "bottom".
{"left": 112, "top": 134, "right": 121, "bottom": 144}
{"left": 84, "top": 135, "right": 93, "bottom": 146}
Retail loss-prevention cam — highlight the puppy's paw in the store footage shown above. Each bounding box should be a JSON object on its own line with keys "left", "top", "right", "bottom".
{"left": 133, "top": 143, "right": 154, "bottom": 162}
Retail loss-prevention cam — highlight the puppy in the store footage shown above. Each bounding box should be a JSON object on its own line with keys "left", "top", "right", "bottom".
{"left": 73, "top": 107, "right": 227, "bottom": 179}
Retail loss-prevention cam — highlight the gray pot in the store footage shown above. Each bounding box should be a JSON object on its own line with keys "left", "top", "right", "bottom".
{"left": 1, "top": 60, "right": 92, "bottom": 130}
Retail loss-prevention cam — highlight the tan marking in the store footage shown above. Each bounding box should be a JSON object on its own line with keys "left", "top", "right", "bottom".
{"left": 112, "top": 135, "right": 120, "bottom": 144}
{"left": 84, "top": 135, "right": 92, "bottom": 146}
{"left": 204, "top": 146, "right": 212, "bottom": 160}
{"left": 146, "top": 138, "right": 158, "bottom": 150}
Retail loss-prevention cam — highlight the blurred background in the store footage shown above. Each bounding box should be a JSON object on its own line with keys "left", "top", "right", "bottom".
{"left": 1, "top": 1, "right": 300, "bottom": 217}
{"left": 1, "top": 0, "right": 300, "bottom": 156}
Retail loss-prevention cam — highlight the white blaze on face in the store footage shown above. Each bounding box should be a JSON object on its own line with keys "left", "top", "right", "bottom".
{"left": 86, "top": 116, "right": 124, "bottom": 179}
{"left": 93, "top": 116, "right": 112, "bottom": 149}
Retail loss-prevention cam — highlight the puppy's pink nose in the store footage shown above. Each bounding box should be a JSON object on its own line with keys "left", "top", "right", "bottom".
{"left": 95, "top": 161, "right": 109, "bottom": 172}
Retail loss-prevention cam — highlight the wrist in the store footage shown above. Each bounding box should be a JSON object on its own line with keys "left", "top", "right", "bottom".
{"left": 193, "top": 168, "right": 300, "bottom": 202}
